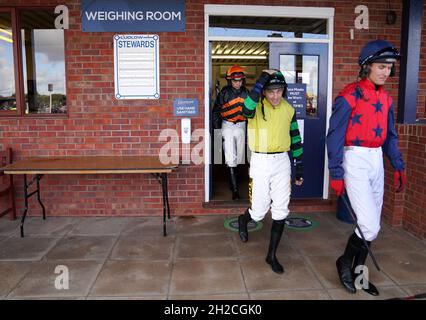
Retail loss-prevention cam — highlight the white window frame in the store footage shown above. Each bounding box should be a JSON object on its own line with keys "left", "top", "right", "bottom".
{"left": 204, "top": 4, "right": 335, "bottom": 202}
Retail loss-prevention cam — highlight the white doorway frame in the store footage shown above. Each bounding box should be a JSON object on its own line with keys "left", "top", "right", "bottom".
{"left": 204, "top": 4, "right": 335, "bottom": 202}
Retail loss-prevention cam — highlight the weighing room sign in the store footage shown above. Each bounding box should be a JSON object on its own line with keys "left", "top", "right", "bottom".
{"left": 82, "top": 0, "right": 185, "bottom": 32}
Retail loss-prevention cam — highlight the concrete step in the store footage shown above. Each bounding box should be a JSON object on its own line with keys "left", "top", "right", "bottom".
{"left": 203, "top": 198, "right": 335, "bottom": 213}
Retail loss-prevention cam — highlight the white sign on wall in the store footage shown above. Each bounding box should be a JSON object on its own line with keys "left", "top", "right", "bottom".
{"left": 114, "top": 34, "right": 159, "bottom": 99}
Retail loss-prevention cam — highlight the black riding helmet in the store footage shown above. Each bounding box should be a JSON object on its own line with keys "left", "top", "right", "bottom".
{"left": 264, "top": 71, "right": 287, "bottom": 96}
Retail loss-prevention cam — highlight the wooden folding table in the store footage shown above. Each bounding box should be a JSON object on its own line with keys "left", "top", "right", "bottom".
{"left": 2, "top": 156, "right": 178, "bottom": 237}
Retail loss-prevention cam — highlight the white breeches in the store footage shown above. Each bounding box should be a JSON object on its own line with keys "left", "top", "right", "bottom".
{"left": 343, "top": 146, "right": 384, "bottom": 241}
{"left": 248, "top": 152, "right": 291, "bottom": 221}
{"left": 221, "top": 120, "right": 246, "bottom": 167}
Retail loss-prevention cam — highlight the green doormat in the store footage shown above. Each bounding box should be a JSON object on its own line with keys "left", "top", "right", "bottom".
{"left": 285, "top": 217, "right": 318, "bottom": 231}
{"left": 224, "top": 217, "right": 263, "bottom": 233}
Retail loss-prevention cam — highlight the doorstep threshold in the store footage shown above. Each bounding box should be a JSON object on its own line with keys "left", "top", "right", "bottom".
{"left": 203, "top": 198, "right": 333, "bottom": 209}
{"left": 202, "top": 199, "right": 249, "bottom": 208}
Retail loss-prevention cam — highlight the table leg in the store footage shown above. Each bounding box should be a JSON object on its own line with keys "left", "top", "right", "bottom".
{"left": 161, "top": 173, "right": 167, "bottom": 236}
{"left": 20, "top": 174, "right": 45, "bottom": 237}
{"left": 152, "top": 173, "right": 168, "bottom": 236}
{"left": 36, "top": 174, "right": 46, "bottom": 220}
{"left": 164, "top": 173, "right": 171, "bottom": 220}
{"left": 20, "top": 175, "right": 29, "bottom": 238}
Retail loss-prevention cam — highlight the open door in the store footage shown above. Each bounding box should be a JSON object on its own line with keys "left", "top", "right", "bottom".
{"left": 269, "top": 43, "right": 328, "bottom": 198}
{"left": 208, "top": 41, "right": 214, "bottom": 200}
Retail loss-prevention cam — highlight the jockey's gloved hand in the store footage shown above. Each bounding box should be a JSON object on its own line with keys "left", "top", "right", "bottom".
{"left": 393, "top": 170, "right": 406, "bottom": 193}
{"left": 331, "top": 179, "right": 344, "bottom": 196}
{"left": 252, "top": 72, "right": 271, "bottom": 95}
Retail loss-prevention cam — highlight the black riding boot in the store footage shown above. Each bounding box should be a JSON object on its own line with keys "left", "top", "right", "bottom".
{"left": 229, "top": 167, "right": 240, "bottom": 200}
{"left": 265, "top": 219, "right": 285, "bottom": 274}
{"left": 336, "top": 232, "right": 362, "bottom": 293}
{"left": 238, "top": 209, "right": 251, "bottom": 242}
{"left": 353, "top": 240, "right": 379, "bottom": 296}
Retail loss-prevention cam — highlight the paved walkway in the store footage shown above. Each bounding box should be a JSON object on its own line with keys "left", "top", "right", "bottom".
{"left": 0, "top": 212, "right": 425, "bottom": 300}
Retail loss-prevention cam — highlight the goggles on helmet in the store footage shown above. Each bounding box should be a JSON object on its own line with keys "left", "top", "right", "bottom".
{"left": 359, "top": 46, "right": 400, "bottom": 66}
{"left": 264, "top": 72, "right": 287, "bottom": 90}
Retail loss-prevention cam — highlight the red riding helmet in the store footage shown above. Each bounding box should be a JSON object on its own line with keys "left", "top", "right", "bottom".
{"left": 226, "top": 65, "right": 246, "bottom": 80}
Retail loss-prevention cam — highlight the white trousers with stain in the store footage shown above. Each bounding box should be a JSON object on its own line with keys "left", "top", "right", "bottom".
{"left": 343, "top": 146, "right": 384, "bottom": 241}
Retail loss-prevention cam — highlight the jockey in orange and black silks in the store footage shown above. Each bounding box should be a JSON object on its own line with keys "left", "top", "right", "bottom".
{"left": 212, "top": 65, "right": 249, "bottom": 201}
{"left": 212, "top": 65, "right": 248, "bottom": 128}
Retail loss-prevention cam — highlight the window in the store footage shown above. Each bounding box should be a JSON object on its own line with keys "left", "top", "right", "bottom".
{"left": 0, "top": 8, "right": 66, "bottom": 116}
{"left": 209, "top": 16, "right": 328, "bottom": 39}
{"left": 280, "top": 54, "right": 319, "bottom": 118}
{"left": 0, "top": 12, "right": 16, "bottom": 112}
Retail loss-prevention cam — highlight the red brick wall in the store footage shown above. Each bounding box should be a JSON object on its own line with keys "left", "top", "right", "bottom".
{"left": 402, "top": 125, "right": 426, "bottom": 239}
{"left": 0, "top": 1, "right": 424, "bottom": 235}
{"left": 382, "top": 3, "right": 426, "bottom": 240}
{"left": 384, "top": 124, "right": 426, "bottom": 241}
{"left": 0, "top": 0, "right": 206, "bottom": 217}
{"left": 382, "top": 124, "right": 408, "bottom": 226}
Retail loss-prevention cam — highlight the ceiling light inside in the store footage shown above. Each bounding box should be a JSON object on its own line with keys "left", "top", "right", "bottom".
{"left": 212, "top": 55, "right": 266, "bottom": 60}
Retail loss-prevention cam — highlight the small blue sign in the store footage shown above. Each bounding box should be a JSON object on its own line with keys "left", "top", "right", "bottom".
{"left": 286, "top": 83, "right": 307, "bottom": 118}
{"left": 173, "top": 99, "right": 198, "bottom": 117}
{"left": 82, "top": 0, "right": 185, "bottom": 32}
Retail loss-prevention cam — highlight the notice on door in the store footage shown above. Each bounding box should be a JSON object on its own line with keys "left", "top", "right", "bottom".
{"left": 114, "top": 34, "right": 159, "bottom": 99}
{"left": 286, "top": 83, "right": 307, "bottom": 118}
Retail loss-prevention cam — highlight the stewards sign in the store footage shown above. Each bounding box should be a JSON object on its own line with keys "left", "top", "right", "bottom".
{"left": 114, "top": 34, "right": 160, "bottom": 100}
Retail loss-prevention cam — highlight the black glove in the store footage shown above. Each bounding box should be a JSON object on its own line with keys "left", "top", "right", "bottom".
{"left": 252, "top": 72, "right": 271, "bottom": 95}
{"left": 295, "top": 160, "right": 303, "bottom": 182}
{"left": 212, "top": 119, "right": 222, "bottom": 130}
